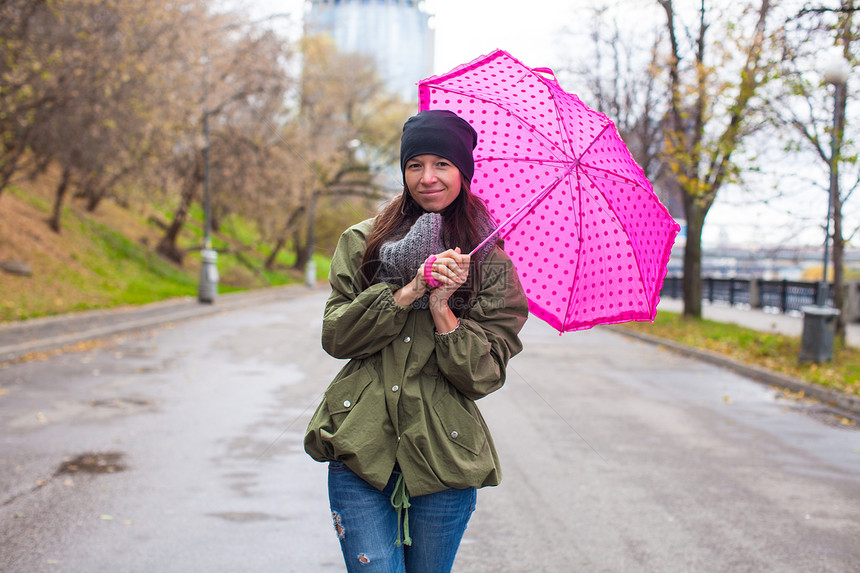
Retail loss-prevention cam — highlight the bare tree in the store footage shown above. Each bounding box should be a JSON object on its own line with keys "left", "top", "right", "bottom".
{"left": 1, "top": 0, "right": 211, "bottom": 232}
{"left": 155, "top": 12, "right": 293, "bottom": 264}
{"left": 658, "top": 0, "right": 778, "bottom": 318}
{"left": 770, "top": 0, "right": 858, "bottom": 342}
{"left": 0, "top": 0, "right": 55, "bottom": 197}
{"left": 285, "top": 34, "right": 410, "bottom": 271}
{"left": 0, "top": 0, "right": 404, "bottom": 275}
{"left": 563, "top": 7, "right": 681, "bottom": 215}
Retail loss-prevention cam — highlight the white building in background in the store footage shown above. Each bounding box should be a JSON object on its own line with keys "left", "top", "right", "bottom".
{"left": 305, "top": 0, "right": 434, "bottom": 102}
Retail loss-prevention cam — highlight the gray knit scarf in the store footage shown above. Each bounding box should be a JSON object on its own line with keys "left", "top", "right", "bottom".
{"left": 378, "top": 211, "right": 497, "bottom": 309}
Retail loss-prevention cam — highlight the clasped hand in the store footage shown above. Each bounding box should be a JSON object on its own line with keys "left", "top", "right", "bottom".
{"left": 392, "top": 248, "right": 470, "bottom": 308}
{"left": 422, "top": 248, "right": 470, "bottom": 296}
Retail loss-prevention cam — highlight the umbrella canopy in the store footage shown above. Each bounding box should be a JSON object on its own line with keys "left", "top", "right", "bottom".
{"left": 418, "top": 49, "right": 680, "bottom": 333}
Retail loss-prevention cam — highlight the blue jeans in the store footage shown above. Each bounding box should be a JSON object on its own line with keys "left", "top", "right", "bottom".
{"left": 328, "top": 461, "right": 476, "bottom": 573}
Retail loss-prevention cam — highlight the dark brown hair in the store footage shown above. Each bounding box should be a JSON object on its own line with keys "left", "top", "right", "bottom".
{"left": 360, "top": 180, "right": 494, "bottom": 317}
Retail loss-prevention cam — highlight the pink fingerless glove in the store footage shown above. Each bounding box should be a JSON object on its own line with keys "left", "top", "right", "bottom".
{"left": 424, "top": 255, "right": 442, "bottom": 288}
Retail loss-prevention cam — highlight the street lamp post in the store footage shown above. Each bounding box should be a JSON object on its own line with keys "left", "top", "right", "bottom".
{"left": 196, "top": 14, "right": 291, "bottom": 304}
{"left": 818, "top": 52, "right": 850, "bottom": 306}
{"left": 198, "top": 50, "right": 219, "bottom": 303}
{"left": 800, "top": 50, "right": 850, "bottom": 362}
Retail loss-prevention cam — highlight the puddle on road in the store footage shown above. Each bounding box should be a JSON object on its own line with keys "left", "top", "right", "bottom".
{"left": 783, "top": 403, "right": 860, "bottom": 430}
{"left": 1, "top": 452, "right": 128, "bottom": 508}
{"left": 57, "top": 452, "right": 127, "bottom": 475}
{"left": 89, "top": 397, "right": 152, "bottom": 409}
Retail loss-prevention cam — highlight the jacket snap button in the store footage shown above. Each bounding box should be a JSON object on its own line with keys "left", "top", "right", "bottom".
{"left": 392, "top": 385, "right": 399, "bottom": 392}
{"left": 403, "top": 336, "right": 411, "bottom": 343}
{"left": 450, "top": 431, "right": 459, "bottom": 439}
{"left": 343, "top": 400, "right": 351, "bottom": 408}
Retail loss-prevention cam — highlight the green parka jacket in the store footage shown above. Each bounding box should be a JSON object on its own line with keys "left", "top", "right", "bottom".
{"left": 304, "top": 218, "right": 529, "bottom": 496}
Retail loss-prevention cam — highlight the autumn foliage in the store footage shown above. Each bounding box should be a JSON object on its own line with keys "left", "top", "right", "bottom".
{"left": 0, "top": 0, "right": 410, "bottom": 267}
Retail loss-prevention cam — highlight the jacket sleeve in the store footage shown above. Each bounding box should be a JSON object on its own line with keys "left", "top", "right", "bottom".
{"left": 433, "top": 248, "right": 529, "bottom": 400}
{"left": 321, "top": 223, "right": 412, "bottom": 360}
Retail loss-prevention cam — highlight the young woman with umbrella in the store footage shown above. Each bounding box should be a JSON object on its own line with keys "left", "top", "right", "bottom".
{"left": 305, "top": 109, "right": 529, "bottom": 572}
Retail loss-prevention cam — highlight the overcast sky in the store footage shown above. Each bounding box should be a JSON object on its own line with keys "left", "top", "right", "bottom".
{"left": 423, "top": 0, "right": 582, "bottom": 74}
{"left": 241, "top": 0, "right": 589, "bottom": 73}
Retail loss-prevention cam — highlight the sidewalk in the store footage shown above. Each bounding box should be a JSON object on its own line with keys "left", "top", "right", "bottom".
{"left": 625, "top": 295, "right": 860, "bottom": 417}
{"left": 656, "top": 296, "right": 860, "bottom": 347}
{"left": 0, "top": 285, "right": 311, "bottom": 363}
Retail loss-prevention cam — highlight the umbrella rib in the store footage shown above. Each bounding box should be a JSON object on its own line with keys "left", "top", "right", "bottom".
{"left": 574, "top": 125, "right": 648, "bottom": 188}
{"left": 577, "top": 124, "right": 612, "bottom": 159}
{"left": 580, "top": 167, "right": 653, "bottom": 307}
{"left": 562, "top": 168, "right": 583, "bottom": 328}
{"left": 421, "top": 85, "right": 573, "bottom": 161}
{"left": 575, "top": 123, "right": 657, "bottom": 308}
{"left": 475, "top": 157, "right": 569, "bottom": 166}
{"left": 579, "top": 165, "right": 645, "bottom": 188}
{"left": 469, "top": 163, "right": 577, "bottom": 256}
{"left": 546, "top": 120, "right": 610, "bottom": 331}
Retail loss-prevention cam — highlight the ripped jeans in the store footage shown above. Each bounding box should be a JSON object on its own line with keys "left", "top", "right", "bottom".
{"left": 327, "top": 461, "right": 476, "bottom": 573}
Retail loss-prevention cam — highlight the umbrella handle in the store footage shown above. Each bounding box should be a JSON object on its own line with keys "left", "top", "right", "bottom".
{"left": 424, "top": 255, "right": 443, "bottom": 288}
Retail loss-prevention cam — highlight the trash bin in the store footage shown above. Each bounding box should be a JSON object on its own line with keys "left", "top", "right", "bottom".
{"left": 799, "top": 305, "right": 840, "bottom": 363}
{"left": 198, "top": 248, "right": 219, "bottom": 304}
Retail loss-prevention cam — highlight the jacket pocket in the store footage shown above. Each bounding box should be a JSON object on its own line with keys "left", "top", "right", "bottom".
{"left": 325, "top": 367, "right": 375, "bottom": 417}
{"left": 432, "top": 394, "right": 487, "bottom": 457}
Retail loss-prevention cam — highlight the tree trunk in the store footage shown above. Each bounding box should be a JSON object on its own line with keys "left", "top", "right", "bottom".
{"left": 156, "top": 156, "right": 202, "bottom": 265}
{"left": 292, "top": 227, "right": 304, "bottom": 270}
{"left": 834, "top": 193, "right": 846, "bottom": 343}
{"left": 48, "top": 166, "right": 72, "bottom": 233}
{"left": 682, "top": 198, "right": 705, "bottom": 319}
{"left": 264, "top": 237, "right": 286, "bottom": 271}
{"left": 78, "top": 173, "right": 104, "bottom": 213}
{"left": 83, "top": 168, "right": 130, "bottom": 213}
{"left": 264, "top": 206, "right": 306, "bottom": 271}
{"left": 293, "top": 191, "right": 318, "bottom": 271}
{"left": 0, "top": 144, "right": 27, "bottom": 199}
{"left": 86, "top": 192, "right": 104, "bottom": 213}
{"left": 831, "top": 4, "right": 852, "bottom": 345}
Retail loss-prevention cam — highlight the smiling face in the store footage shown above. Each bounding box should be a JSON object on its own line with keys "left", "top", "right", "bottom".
{"left": 404, "top": 154, "right": 463, "bottom": 213}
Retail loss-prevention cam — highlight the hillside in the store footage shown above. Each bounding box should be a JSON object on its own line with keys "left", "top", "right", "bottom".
{"left": 0, "top": 170, "right": 315, "bottom": 323}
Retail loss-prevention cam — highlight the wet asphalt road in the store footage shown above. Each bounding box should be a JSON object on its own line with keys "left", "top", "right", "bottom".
{"left": 1, "top": 289, "right": 859, "bottom": 572}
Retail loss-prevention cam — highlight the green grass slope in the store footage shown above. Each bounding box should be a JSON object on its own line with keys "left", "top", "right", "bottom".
{"left": 0, "top": 172, "right": 326, "bottom": 322}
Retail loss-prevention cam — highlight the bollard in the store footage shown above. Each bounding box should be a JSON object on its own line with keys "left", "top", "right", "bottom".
{"left": 198, "top": 248, "right": 219, "bottom": 303}
{"left": 799, "top": 305, "right": 840, "bottom": 363}
{"left": 305, "top": 260, "right": 317, "bottom": 288}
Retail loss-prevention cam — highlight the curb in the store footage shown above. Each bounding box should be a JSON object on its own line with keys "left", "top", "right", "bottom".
{"left": 607, "top": 325, "right": 860, "bottom": 420}
{"left": 0, "top": 284, "right": 317, "bottom": 363}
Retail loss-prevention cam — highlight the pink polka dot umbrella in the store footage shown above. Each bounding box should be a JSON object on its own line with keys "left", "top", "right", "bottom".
{"left": 419, "top": 49, "right": 680, "bottom": 333}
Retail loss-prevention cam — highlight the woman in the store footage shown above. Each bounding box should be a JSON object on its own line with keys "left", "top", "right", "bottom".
{"left": 304, "top": 109, "right": 528, "bottom": 572}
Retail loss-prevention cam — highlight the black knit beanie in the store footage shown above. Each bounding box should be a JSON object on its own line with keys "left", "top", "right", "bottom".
{"left": 400, "top": 110, "right": 478, "bottom": 182}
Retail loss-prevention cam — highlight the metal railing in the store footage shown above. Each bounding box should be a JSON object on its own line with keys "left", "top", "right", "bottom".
{"left": 660, "top": 276, "right": 834, "bottom": 315}
{"left": 758, "top": 280, "right": 827, "bottom": 313}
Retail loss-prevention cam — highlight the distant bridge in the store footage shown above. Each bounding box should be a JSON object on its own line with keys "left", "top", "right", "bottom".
{"left": 666, "top": 244, "right": 860, "bottom": 279}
